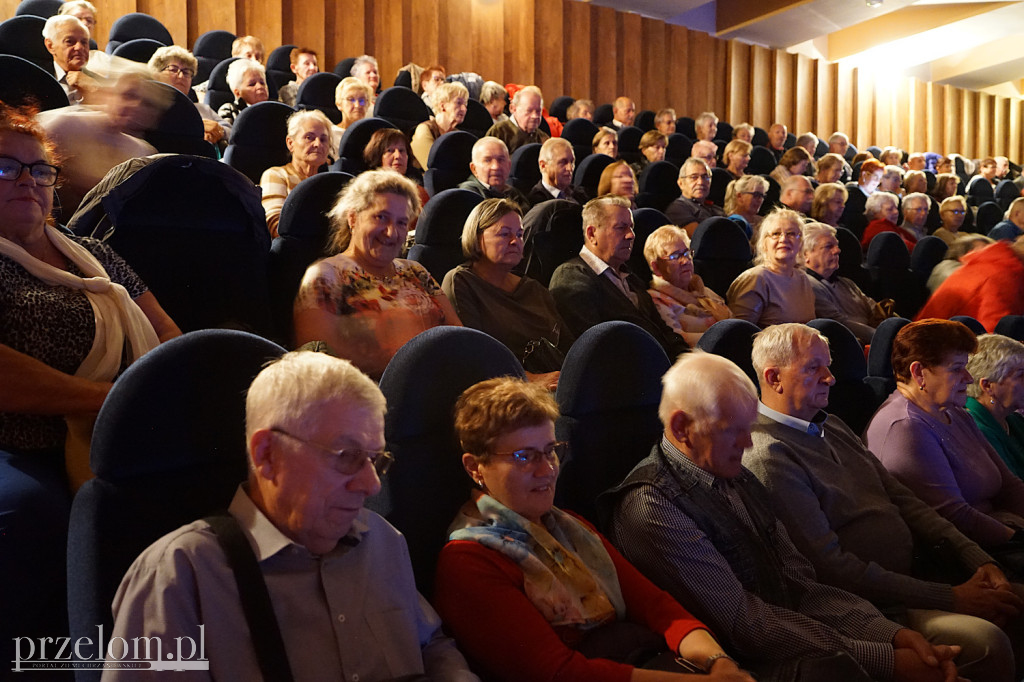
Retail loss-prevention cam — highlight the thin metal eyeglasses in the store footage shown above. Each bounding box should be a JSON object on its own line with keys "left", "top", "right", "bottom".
{"left": 270, "top": 427, "right": 394, "bottom": 476}
{"left": 490, "top": 442, "right": 569, "bottom": 469}
{"left": 682, "top": 173, "right": 711, "bottom": 182}
{"left": 0, "top": 156, "right": 60, "bottom": 187}
{"left": 659, "top": 249, "right": 691, "bottom": 261}
{"left": 162, "top": 64, "right": 195, "bottom": 79}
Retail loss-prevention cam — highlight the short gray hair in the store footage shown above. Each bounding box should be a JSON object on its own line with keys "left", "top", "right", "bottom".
{"left": 865, "top": 191, "right": 898, "bottom": 219}
{"left": 695, "top": 111, "right": 718, "bottom": 128}
{"left": 966, "top": 334, "right": 1024, "bottom": 398}
{"left": 802, "top": 221, "right": 837, "bottom": 255}
{"left": 226, "top": 58, "right": 265, "bottom": 92}
{"left": 902, "top": 192, "right": 930, "bottom": 212}
{"left": 512, "top": 85, "right": 543, "bottom": 109}
{"left": 581, "top": 195, "right": 630, "bottom": 234}
{"left": 58, "top": 0, "right": 96, "bottom": 18}
{"left": 480, "top": 81, "right": 506, "bottom": 105}
{"left": 43, "top": 14, "right": 87, "bottom": 41}
{"left": 539, "top": 137, "right": 573, "bottom": 164}
{"left": 659, "top": 351, "right": 758, "bottom": 427}
{"left": 335, "top": 76, "right": 372, "bottom": 104}
{"left": 751, "top": 323, "right": 829, "bottom": 382}
{"left": 148, "top": 46, "right": 197, "bottom": 75}
{"left": 245, "top": 351, "right": 385, "bottom": 445}
{"left": 431, "top": 81, "right": 469, "bottom": 115}
{"left": 679, "top": 157, "right": 710, "bottom": 179}
{"left": 351, "top": 55, "right": 378, "bottom": 76}
{"left": 286, "top": 108, "right": 333, "bottom": 140}
{"left": 643, "top": 225, "right": 689, "bottom": 267}
{"left": 327, "top": 169, "right": 422, "bottom": 252}
{"left": 471, "top": 136, "right": 509, "bottom": 165}
{"left": 460, "top": 198, "right": 522, "bottom": 260}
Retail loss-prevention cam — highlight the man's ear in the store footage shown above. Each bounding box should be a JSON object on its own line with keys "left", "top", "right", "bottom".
{"left": 249, "top": 429, "right": 277, "bottom": 482}
{"left": 669, "top": 410, "right": 694, "bottom": 445}
{"left": 584, "top": 223, "right": 598, "bottom": 245}
{"left": 763, "top": 366, "right": 783, "bottom": 395}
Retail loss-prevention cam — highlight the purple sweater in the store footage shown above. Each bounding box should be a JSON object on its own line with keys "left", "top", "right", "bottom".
{"left": 864, "top": 390, "right": 1024, "bottom": 547}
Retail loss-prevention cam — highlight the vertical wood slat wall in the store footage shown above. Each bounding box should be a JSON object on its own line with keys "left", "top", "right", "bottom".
{"left": 4, "top": 0, "right": 1021, "bottom": 160}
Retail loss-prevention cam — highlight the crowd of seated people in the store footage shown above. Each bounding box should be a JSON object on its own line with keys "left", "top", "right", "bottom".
{"left": 9, "top": 8, "right": 1024, "bottom": 677}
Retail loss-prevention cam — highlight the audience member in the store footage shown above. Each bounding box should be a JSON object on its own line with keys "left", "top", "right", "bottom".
{"left": 610, "top": 96, "right": 636, "bottom": 129}
{"left": 43, "top": 15, "right": 91, "bottom": 104}
{"left": 0, "top": 103, "right": 178, "bottom": 663}
{"left": 566, "top": 98, "right": 594, "bottom": 122}
{"left": 232, "top": 35, "right": 265, "bottom": 63}
{"left": 903, "top": 170, "right": 927, "bottom": 196}
{"left": 487, "top": 86, "right": 549, "bottom": 153}
{"left": 795, "top": 132, "right": 818, "bottom": 159}
{"left": 57, "top": 0, "right": 96, "bottom": 37}
{"left": 897, "top": 192, "right": 930, "bottom": 244}
{"left": 527, "top": 137, "right": 587, "bottom": 206}
{"left": 293, "top": 170, "right": 460, "bottom": 380}
{"left": 732, "top": 123, "right": 754, "bottom": 144}
{"left": 458, "top": 137, "right": 529, "bottom": 208}
{"left": 690, "top": 140, "right": 718, "bottom": 170}
{"left": 766, "top": 123, "right": 788, "bottom": 163}
{"left": 815, "top": 153, "right": 845, "bottom": 184}
{"left": 693, "top": 112, "right": 718, "bottom": 142}
{"left": 217, "top": 58, "right": 268, "bottom": 125}
{"left": 419, "top": 64, "right": 447, "bottom": 110}
{"left": 927, "top": 235, "right": 992, "bottom": 292}
{"left": 597, "top": 160, "right": 637, "bottom": 208}
{"left": 930, "top": 173, "right": 959, "bottom": 203}
{"left": 259, "top": 109, "right": 332, "bottom": 237}
{"left": 592, "top": 126, "right": 618, "bottom": 158}
{"left": 864, "top": 319, "right": 1024, "bottom": 576}
{"left": 721, "top": 139, "right": 751, "bottom": 180}
{"left": 770, "top": 147, "right": 812, "bottom": 186}
{"left": 994, "top": 156, "right": 1011, "bottom": 180}
{"left": 645, "top": 225, "right": 732, "bottom": 346}
{"left": 905, "top": 152, "right": 926, "bottom": 171}
{"left": 860, "top": 191, "right": 907, "bottom": 252}
{"left": 665, "top": 158, "right": 724, "bottom": 235}
{"left": 878, "top": 165, "right": 904, "bottom": 195}
{"left": 106, "top": 351, "right": 479, "bottom": 681}
{"left": 778, "top": 175, "right": 814, "bottom": 216}
{"left": 802, "top": 222, "right": 885, "bottom": 344}
{"left": 480, "top": 81, "right": 509, "bottom": 125}
{"left": 435, "top": 377, "right": 754, "bottom": 682}
{"left": 989, "top": 197, "right": 1024, "bottom": 239}
{"left": 410, "top": 81, "right": 469, "bottom": 170}
{"left": 841, "top": 157, "right": 885, "bottom": 238}
{"left": 828, "top": 132, "right": 849, "bottom": 157}
{"left": 148, "top": 46, "right": 229, "bottom": 146}
{"left": 276, "top": 47, "right": 319, "bottom": 107}
{"left": 917, "top": 238, "right": 1024, "bottom": 330}
{"left": 967, "top": 158, "right": 998, "bottom": 194}
{"left": 633, "top": 130, "right": 667, "bottom": 176}
{"left": 38, "top": 73, "right": 162, "bottom": 219}
{"left": 810, "top": 182, "right": 847, "bottom": 228}
{"left": 350, "top": 54, "right": 380, "bottom": 109}
{"left": 966, "top": 334, "right": 1024, "bottom": 480}
{"left": 442, "top": 199, "right": 570, "bottom": 384}
{"left": 745, "top": 324, "right": 1019, "bottom": 682}
{"left": 363, "top": 128, "right": 429, "bottom": 208}
{"left": 549, "top": 196, "right": 688, "bottom": 358}
{"left": 605, "top": 351, "right": 962, "bottom": 682}
{"left": 723, "top": 174, "right": 767, "bottom": 237}
{"left": 332, "top": 76, "right": 373, "bottom": 145}
{"left": 879, "top": 147, "right": 903, "bottom": 167}
{"left": 655, "top": 108, "right": 677, "bottom": 135}
{"left": 727, "top": 208, "right": 815, "bottom": 327}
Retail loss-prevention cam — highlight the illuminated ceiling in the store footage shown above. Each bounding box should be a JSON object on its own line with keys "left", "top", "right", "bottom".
{"left": 581, "top": 0, "right": 1024, "bottom": 97}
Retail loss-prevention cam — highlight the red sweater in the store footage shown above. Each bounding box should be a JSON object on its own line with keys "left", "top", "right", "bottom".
{"left": 916, "top": 241, "right": 1024, "bottom": 331}
{"left": 861, "top": 218, "right": 917, "bottom": 253}
{"left": 433, "top": 514, "right": 707, "bottom": 682}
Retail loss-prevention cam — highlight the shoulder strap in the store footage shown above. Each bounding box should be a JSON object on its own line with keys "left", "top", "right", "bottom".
{"left": 205, "top": 513, "right": 295, "bottom": 682}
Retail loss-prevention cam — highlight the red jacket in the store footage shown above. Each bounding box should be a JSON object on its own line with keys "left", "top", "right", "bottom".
{"left": 861, "top": 218, "right": 917, "bottom": 253}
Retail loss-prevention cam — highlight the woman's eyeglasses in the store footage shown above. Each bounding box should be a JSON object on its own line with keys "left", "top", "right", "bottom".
{"left": 0, "top": 157, "right": 60, "bottom": 187}
{"left": 490, "top": 442, "right": 568, "bottom": 469}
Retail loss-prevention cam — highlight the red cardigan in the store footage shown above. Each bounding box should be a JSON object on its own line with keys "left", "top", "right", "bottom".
{"left": 433, "top": 513, "right": 707, "bottom": 682}
{"left": 916, "top": 241, "right": 1024, "bottom": 331}
{"left": 860, "top": 218, "right": 917, "bottom": 253}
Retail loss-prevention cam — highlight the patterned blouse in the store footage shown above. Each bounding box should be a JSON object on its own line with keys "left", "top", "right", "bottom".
{"left": 0, "top": 237, "right": 147, "bottom": 452}
{"left": 294, "top": 255, "right": 449, "bottom": 379}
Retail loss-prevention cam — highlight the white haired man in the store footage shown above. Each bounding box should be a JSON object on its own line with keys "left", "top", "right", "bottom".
{"left": 105, "top": 351, "right": 479, "bottom": 681}
{"left": 486, "top": 85, "right": 548, "bottom": 154}
{"left": 43, "top": 14, "right": 91, "bottom": 104}
{"left": 526, "top": 137, "right": 587, "bottom": 207}
{"left": 665, "top": 158, "right": 725, "bottom": 236}
{"left": 744, "top": 323, "right": 1020, "bottom": 682}
{"left": 611, "top": 96, "right": 636, "bottom": 129}
{"left": 458, "top": 136, "right": 529, "bottom": 209}
{"left": 604, "top": 350, "right": 965, "bottom": 682}
{"left": 549, "top": 196, "right": 688, "bottom": 358}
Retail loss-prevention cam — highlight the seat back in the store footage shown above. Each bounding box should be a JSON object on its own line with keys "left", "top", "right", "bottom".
{"left": 191, "top": 30, "right": 235, "bottom": 83}
{"left": 691, "top": 216, "right": 752, "bottom": 297}
{"left": 866, "top": 316, "right": 911, "bottom": 398}
{"left": 716, "top": 121, "right": 733, "bottom": 141}
{"left": 550, "top": 96, "right": 574, "bottom": 123}
{"left": 424, "top": 129, "right": 477, "bottom": 196}
{"left": 950, "top": 315, "right": 986, "bottom": 335}
{"left": 617, "top": 126, "right": 643, "bottom": 165}
{"left": 593, "top": 103, "right": 613, "bottom": 126}
{"left": 709, "top": 166, "right": 733, "bottom": 207}
{"left": 747, "top": 145, "right": 776, "bottom": 175}
{"left": 0, "top": 15, "right": 52, "bottom": 73}
{"left": 697, "top": 318, "right": 761, "bottom": 385}
{"left": 332, "top": 56, "right": 356, "bottom": 78}
{"left": 967, "top": 178, "right": 995, "bottom": 207}
{"left": 677, "top": 117, "right": 697, "bottom": 139}
{"left": 0, "top": 54, "right": 66, "bottom": 111}
{"left": 143, "top": 82, "right": 216, "bottom": 158}
{"left": 15, "top": 0, "right": 62, "bottom": 16}
{"left": 296, "top": 72, "right": 343, "bottom": 124}
{"left": 627, "top": 207, "right": 671, "bottom": 283}
{"left": 457, "top": 98, "right": 493, "bottom": 138}
{"left": 995, "top": 179, "right": 1019, "bottom": 211}
{"left": 265, "top": 43, "right": 297, "bottom": 90}
{"left": 664, "top": 133, "right": 693, "bottom": 167}
{"left": 393, "top": 70, "right": 412, "bottom": 88}
{"left": 976, "top": 201, "right": 1003, "bottom": 234}
{"left": 835, "top": 225, "right": 869, "bottom": 291}
{"left": 995, "top": 315, "right": 1024, "bottom": 342}
{"left": 407, "top": 189, "right": 483, "bottom": 282}
{"left": 106, "top": 12, "right": 172, "bottom": 54}
{"left": 268, "top": 171, "right": 353, "bottom": 345}
{"left": 333, "top": 116, "right": 394, "bottom": 174}
{"left": 67, "top": 330, "right": 286, "bottom": 679}
{"left": 909, "top": 235, "right": 947, "bottom": 281}
{"left": 68, "top": 155, "right": 274, "bottom": 337}
{"left": 110, "top": 37, "right": 164, "bottom": 63}
{"left": 376, "top": 326, "right": 526, "bottom": 595}
{"left": 864, "top": 232, "right": 924, "bottom": 317}
{"left": 560, "top": 117, "right": 599, "bottom": 147}
{"left": 204, "top": 56, "right": 239, "bottom": 111}
{"left": 573, "top": 153, "right": 613, "bottom": 200}
{"left": 555, "top": 321, "right": 670, "bottom": 523}
{"left": 636, "top": 160, "right": 681, "bottom": 212}
{"left": 374, "top": 86, "right": 432, "bottom": 136}
{"left": 520, "top": 199, "right": 584, "bottom": 287}
{"left": 223, "top": 100, "right": 294, "bottom": 183}
{"left": 751, "top": 127, "right": 769, "bottom": 147}
{"left": 807, "top": 318, "right": 879, "bottom": 433}
{"left": 509, "top": 142, "right": 542, "bottom": 193}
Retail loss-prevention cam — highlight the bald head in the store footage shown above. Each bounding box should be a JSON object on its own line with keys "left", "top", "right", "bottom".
{"left": 613, "top": 97, "right": 636, "bottom": 127}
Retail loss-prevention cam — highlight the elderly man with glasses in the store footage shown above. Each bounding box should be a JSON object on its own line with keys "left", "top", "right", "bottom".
{"left": 106, "top": 352, "right": 479, "bottom": 682}
{"left": 666, "top": 158, "right": 725, "bottom": 236}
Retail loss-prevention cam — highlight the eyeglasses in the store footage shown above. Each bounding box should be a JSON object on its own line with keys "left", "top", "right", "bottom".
{"left": 765, "top": 230, "right": 801, "bottom": 241}
{"left": 0, "top": 156, "right": 60, "bottom": 187}
{"left": 944, "top": 209, "right": 966, "bottom": 215}
{"left": 270, "top": 427, "right": 393, "bottom": 476}
{"left": 344, "top": 96, "right": 368, "bottom": 106}
{"left": 659, "top": 248, "right": 691, "bottom": 261}
{"left": 682, "top": 173, "right": 710, "bottom": 182}
{"left": 162, "top": 64, "right": 195, "bottom": 79}
{"left": 490, "top": 442, "right": 568, "bottom": 469}
{"left": 741, "top": 191, "right": 766, "bottom": 199}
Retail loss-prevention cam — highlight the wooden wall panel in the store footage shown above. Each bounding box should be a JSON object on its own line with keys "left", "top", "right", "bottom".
{"left": 962, "top": 90, "right": 977, "bottom": 158}
{"left": 534, "top": 0, "right": 563, "bottom": 100}
{"left": 619, "top": 12, "right": 643, "bottom": 104}
{"left": 371, "top": 0, "right": 403, "bottom": 85}
{"left": 138, "top": 0, "right": 187, "bottom": 47}
{"left": 815, "top": 61, "right": 836, "bottom": 139}
{"left": 793, "top": 54, "right": 814, "bottom": 136}
{"left": 727, "top": 41, "right": 751, "bottom": 126}
{"left": 835, "top": 63, "right": 856, "bottom": 145}
{"left": 667, "top": 24, "right": 690, "bottom": 115}
{"left": 328, "top": 0, "right": 366, "bottom": 70}
{"left": 750, "top": 45, "right": 773, "bottom": 129}
{"left": 641, "top": 17, "right": 666, "bottom": 112}
{"left": 408, "top": 0, "right": 440, "bottom": 68}
{"left": 563, "top": 1, "right": 591, "bottom": 99}
{"left": 239, "top": 0, "right": 282, "bottom": 49}
{"left": 503, "top": 0, "right": 534, "bottom": 86}
{"left": 1010, "top": 100, "right": 1022, "bottom": 162}
{"left": 772, "top": 50, "right": 793, "bottom": 129}
{"left": 0, "top": 0, "right": 17, "bottom": 20}
{"left": 687, "top": 31, "right": 716, "bottom": 115}
{"left": 591, "top": 5, "right": 617, "bottom": 105}
{"left": 977, "top": 93, "right": 992, "bottom": 158}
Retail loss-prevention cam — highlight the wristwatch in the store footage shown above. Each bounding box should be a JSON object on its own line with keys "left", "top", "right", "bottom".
{"left": 705, "top": 652, "right": 738, "bottom": 672}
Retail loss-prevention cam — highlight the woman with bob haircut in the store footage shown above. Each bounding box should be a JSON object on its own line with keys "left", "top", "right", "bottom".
{"left": 810, "top": 182, "right": 848, "bottom": 228}
{"left": 865, "top": 319, "right": 1024, "bottom": 573}
{"left": 442, "top": 198, "right": 572, "bottom": 386}
{"left": 411, "top": 81, "right": 470, "bottom": 171}
{"left": 597, "top": 161, "right": 637, "bottom": 208}
{"left": 966, "top": 334, "right": 1024, "bottom": 480}
{"left": 434, "top": 376, "right": 756, "bottom": 682}
{"left": 293, "top": 170, "right": 460, "bottom": 379}
{"left": 721, "top": 140, "right": 752, "bottom": 180}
